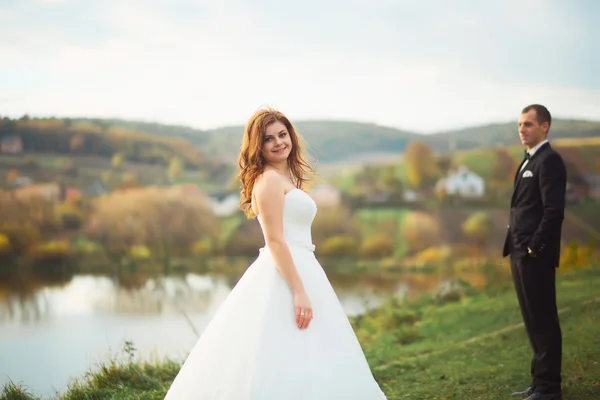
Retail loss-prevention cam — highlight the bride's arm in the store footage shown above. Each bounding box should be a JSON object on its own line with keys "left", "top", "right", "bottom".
{"left": 254, "top": 170, "right": 305, "bottom": 294}
{"left": 254, "top": 170, "right": 313, "bottom": 329}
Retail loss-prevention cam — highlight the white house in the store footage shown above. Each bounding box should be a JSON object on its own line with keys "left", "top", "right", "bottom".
{"left": 440, "top": 166, "right": 485, "bottom": 198}
{"left": 208, "top": 191, "right": 241, "bottom": 217}
{"left": 1, "top": 136, "right": 23, "bottom": 154}
{"left": 402, "top": 189, "right": 419, "bottom": 202}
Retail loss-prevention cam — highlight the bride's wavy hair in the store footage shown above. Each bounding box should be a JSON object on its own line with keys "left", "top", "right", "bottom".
{"left": 238, "top": 107, "right": 316, "bottom": 218}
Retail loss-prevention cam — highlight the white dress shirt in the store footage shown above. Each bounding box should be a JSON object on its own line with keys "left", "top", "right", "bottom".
{"left": 520, "top": 139, "right": 549, "bottom": 172}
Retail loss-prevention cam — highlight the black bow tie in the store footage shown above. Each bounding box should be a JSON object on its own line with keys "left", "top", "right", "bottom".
{"left": 524, "top": 151, "right": 531, "bottom": 160}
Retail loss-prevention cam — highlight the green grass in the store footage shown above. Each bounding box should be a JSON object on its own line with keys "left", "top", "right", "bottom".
{"left": 363, "top": 266, "right": 600, "bottom": 399}
{"left": 354, "top": 207, "right": 411, "bottom": 257}
{"left": 451, "top": 148, "right": 497, "bottom": 179}
{"left": 354, "top": 207, "right": 410, "bottom": 228}
{"left": 2, "top": 267, "right": 598, "bottom": 400}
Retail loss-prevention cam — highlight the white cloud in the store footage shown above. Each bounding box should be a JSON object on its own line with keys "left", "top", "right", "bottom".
{"left": 1, "top": 0, "right": 598, "bottom": 132}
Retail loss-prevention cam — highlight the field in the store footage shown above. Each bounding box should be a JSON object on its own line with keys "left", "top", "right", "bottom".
{"left": 0, "top": 153, "right": 230, "bottom": 192}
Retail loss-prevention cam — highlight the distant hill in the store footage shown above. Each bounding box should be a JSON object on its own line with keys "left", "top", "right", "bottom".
{"left": 200, "top": 118, "right": 600, "bottom": 166}
{"left": 423, "top": 119, "right": 600, "bottom": 153}
{"left": 3, "top": 114, "right": 599, "bottom": 168}
{"left": 203, "top": 121, "right": 420, "bottom": 163}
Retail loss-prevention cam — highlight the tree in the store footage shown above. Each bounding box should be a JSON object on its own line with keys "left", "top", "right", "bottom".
{"left": 354, "top": 165, "right": 380, "bottom": 193}
{"left": 380, "top": 166, "right": 403, "bottom": 193}
{"left": 69, "top": 135, "right": 84, "bottom": 151}
{"left": 403, "top": 141, "right": 440, "bottom": 189}
{"left": 0, "top": 191, "right": 56, "bottom": 258}
{"left": 491, "top": 148, "right": 517, "bottom": 183}
{"left": 360, "top": 234, "right": 395, "bottom": 258}
{"left": 168, "top": 157, "right": 183, "bottom": 182}
{"left": 86, "top": 187, "right": 217, "bottom": 272}
{"left": 320, "top": 235, "right": 359, "bottom": 257}
{"left": 311, "top": 206, "right": 362, "bottom": 246}
{"left": 436, "top": 155, "right": 452, "bottom": 174}
{"left": 462, "top": 211, "right": 494, "bottom": 247}
{"left": 400, "top": 211, "right": 442, "bottom": 252}
{"left": 111, "top": 153, "right": 123, "bottom": 169}
{"left": 6, "top": 169, "right": 18, "bottom": 183}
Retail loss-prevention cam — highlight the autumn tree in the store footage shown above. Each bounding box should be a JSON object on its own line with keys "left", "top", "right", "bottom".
{"left": 311, "top": 206, "right": 362, "bottom": 247}
{"left": 491, "top": 148, "right": 517, "bottom": 183}
{"left": 462, "top": 211, "right": 494, "bottom": 247}
{"left": 168, "top": 157, "right": 183, "bottom": 182}
{"left": 400, "top": 211, "right": 442, "bottom": 252}
{"left": 225, "top": 218, "right": 266, "bottom": 256}
{"left": 86, "top": 186, "right": 217, "bottom": 273}
{"left": 0, "top": 190, "right": 57, "bottom": 258}
{"left": 111, "top": 153, "right": 123, "bottom": 169}
{"left": 113, "top": 172, "right": 140, "bottom": 192}
{"left": 70, "top": 134, "right": 84, "bottom": 151}
{"left": 436, "top": 155, "right": 452, "bottom": 174}
{"left": 360, "top": 234, "right": 395, "bottom": 258}
{"left": 379, "top": 166, "right": 403, "bottom": 193}
{"left": 353, "top": 165, "right": 379, "bottom": 194}
{"left": 6, "top": 169, "right": 18, "bottom": 183}
{"left": 403, "top": 141, "right": 440, "bottom": 189}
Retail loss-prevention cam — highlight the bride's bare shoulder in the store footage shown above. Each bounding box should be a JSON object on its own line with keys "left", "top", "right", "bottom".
{"left": 254, "top": 170, "right": 284, "bottom": 195}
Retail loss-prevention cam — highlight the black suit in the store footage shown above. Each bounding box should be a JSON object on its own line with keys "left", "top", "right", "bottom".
{"left": 503, "top": 141, "right": 566, "bottom": 394}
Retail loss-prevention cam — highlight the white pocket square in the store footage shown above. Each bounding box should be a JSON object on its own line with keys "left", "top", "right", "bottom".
{"left": 522, "top": 170, "right": 533, "bottom": 178}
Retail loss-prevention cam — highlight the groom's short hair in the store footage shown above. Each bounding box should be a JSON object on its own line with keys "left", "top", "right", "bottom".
{"left": 522, "top": 104, "right": 551, "bottom": 128}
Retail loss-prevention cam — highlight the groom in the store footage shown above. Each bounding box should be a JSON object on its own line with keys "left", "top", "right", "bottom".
{"left": 502, "top": 104, "right": 566, "bottom": 400}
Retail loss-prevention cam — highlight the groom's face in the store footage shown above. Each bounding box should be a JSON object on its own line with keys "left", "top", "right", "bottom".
{"left": 518, "top": 109, "right": 548, "bottom": 149}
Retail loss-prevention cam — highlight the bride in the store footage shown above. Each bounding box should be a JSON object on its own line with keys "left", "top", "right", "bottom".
{"left": 164, "top": 107, "right": 387, "bottom": 399}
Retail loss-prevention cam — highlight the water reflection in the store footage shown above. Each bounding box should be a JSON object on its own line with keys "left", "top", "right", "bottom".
{"left": 0, "top": 274, "right": 235, "bottom": 324}
{"left": 0, "top": 267, "right": 497, "bottom": 324}
{"left": 0, "top": 266, "right": 505, "bottom": 396}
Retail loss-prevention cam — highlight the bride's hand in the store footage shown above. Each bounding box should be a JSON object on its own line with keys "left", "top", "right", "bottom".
{"left": 293, "top": 291, "right": 313, "bottom": 330}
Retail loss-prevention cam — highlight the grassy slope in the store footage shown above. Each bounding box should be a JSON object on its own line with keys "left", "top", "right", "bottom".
{"left": 0, "top": 153, "right": 229, "bottom": 191}
{"left": 2, "top": 267, "right": 598, "bottom": 400}
{"left": 368, "top": 267, "right": 600, "bottom": 399}
{"left": 424, "top": 119, "right": 600, "bottom": 153}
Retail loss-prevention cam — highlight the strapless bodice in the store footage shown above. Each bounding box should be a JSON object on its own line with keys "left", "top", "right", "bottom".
{"left": 257, "top": 188, "right": 317, "bottom": 251}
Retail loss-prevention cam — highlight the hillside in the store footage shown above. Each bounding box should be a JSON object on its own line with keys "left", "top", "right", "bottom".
{"left": 203, "top": 120, "right": 420, "bottom": 163}
{"left": 203, "top": 118, "right": 600, "bottom": 164}
{"left": 0, "top": 116, "right": 214, "bottom": 169}
{"left": 2, "top": 115, "right": 599, "bottom": 171}
{"left": 425, "top": 119, "right": 600, "bottom": 153}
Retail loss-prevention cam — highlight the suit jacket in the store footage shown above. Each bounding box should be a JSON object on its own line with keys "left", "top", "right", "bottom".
{"left": 502, "top": 142, "right": 567, "bottom": 266}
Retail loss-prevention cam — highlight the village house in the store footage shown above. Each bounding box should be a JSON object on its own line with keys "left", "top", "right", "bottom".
{"left": 582, "top": 173, "right": 600, "bottom": 200}
{"left": 437, "top": 166, "right": 485, "bottom": 198}
{"left": 14, "top": 182, "right": 62, "bottom": 203}
{"left": 207, "top": 190, "right": 241, "bottom": 217}
{"left": 0, "top": 136, "right": 23, "bottom": 154}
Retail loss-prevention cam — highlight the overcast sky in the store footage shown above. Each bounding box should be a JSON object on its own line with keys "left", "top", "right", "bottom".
{"left": 1, "top": 0, "right": 598, "bottom": 133}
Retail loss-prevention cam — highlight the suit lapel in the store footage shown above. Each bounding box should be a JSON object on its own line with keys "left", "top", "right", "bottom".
{"left": 514, "top": 158, "right": 526, "bottom": 185}
{"left": 511, "top": 165, "right": 524, "bottom": 205}
{"left": 510, "top": 142, "right": 551, "bottom": 205}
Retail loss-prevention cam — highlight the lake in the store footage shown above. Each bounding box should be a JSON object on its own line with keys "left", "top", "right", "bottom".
{"left": 0, "top": 266, "right": 490, "bottom": 396}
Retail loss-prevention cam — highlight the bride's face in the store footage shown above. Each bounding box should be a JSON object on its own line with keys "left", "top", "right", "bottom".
{"left": 262, "top": 121, "right": 292, "bottom": 164}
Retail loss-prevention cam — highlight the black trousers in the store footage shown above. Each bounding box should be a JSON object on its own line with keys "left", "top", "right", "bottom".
{"left": 510, "top": 254, "right": 562, "bottom": 393}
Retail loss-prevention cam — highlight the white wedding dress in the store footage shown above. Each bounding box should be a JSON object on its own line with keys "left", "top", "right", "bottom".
{"left": 164, "top": 188, "right": 387, "bottom": 399}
